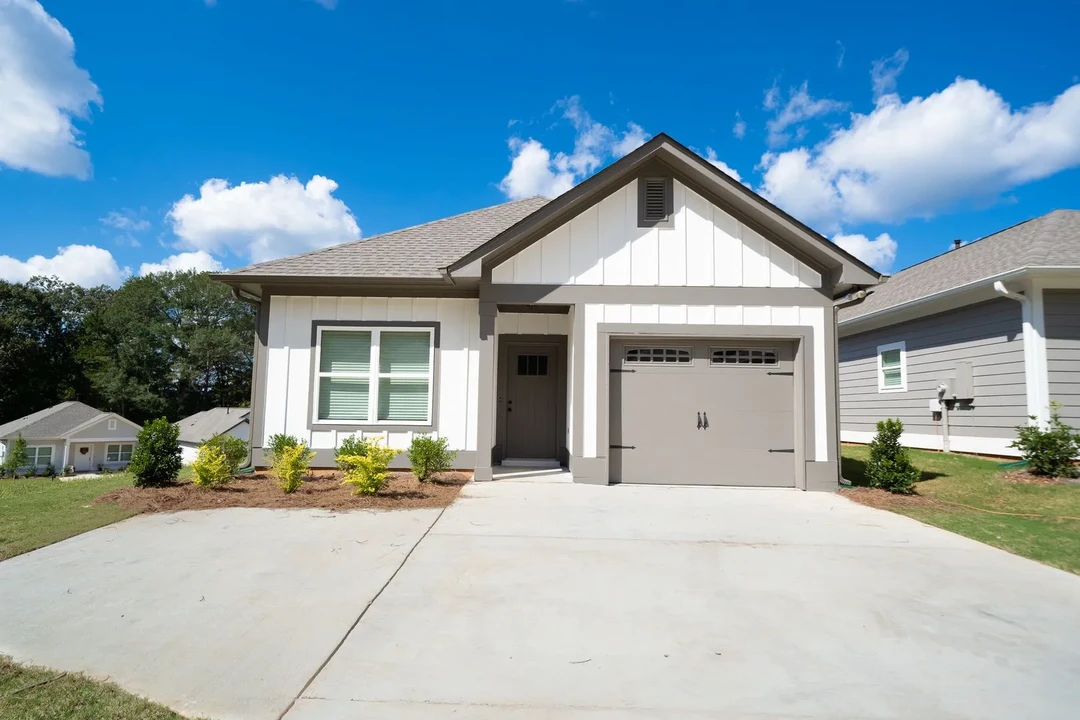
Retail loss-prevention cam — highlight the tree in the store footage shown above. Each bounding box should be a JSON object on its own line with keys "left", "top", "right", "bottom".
{"left": 129, "top": 417, "right": 182, "bottom": 487}
{"left": 866, "top": 419, "right": 921, "bottom": 494}
{"left": 1, "top": 434, "right": 30, "bottom": 478}
{"left": 0, "top": 281, "right": 75, "bottom": 421}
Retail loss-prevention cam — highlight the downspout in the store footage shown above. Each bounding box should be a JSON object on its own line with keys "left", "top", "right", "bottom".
{"left": 993, "top": 280, "right": 1043, "bottom": 427}
{"left": 232, "top": 288, "right": 262, "bottom": 471}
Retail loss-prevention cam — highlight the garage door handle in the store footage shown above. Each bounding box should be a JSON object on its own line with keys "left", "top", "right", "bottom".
{"left": 702, "top": 411, "right": 709, "bottom": 430}
{"left": 697, "top": 412, "right": 702, "bottom": 429}
{"left": 768, "top": 448, "right": 795, "bottom": 453}
{"left": 610, "top": 444, "right": 636, "bottom": 450}
{"left": 767, "top": 371, "right": 794, "bottom": 376}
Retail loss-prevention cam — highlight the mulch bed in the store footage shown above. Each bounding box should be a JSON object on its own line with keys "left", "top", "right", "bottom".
{"left": 839, "top": 487, "right": 941, "bottom": 512}
{"left": 95, "top": 470, "right": 470, "bottom": 514}
{"left": 1001, "top": 470, "right": 1080, "bottom": 486}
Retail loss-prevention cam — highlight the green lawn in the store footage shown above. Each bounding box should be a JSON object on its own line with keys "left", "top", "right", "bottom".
{"left": 0, "top": 656, "right": 196, "bottom": 720}
{"left": 842, "top": 445, "right": 1080, "bottom": 574}
{"left": 0, "top": 474, "right": 137, "bottom": 561}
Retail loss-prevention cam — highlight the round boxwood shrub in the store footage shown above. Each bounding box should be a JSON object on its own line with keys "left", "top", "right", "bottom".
{"left": 129, "top": 417, "right": 182, "bottom": 487}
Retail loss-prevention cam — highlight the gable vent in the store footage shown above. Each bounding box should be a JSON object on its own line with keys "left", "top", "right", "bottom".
{"left": 638, "top": 176, "right": 673, "bottom": 227}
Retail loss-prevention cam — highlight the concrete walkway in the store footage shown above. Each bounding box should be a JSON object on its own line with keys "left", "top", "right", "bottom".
{"left": 2, "top": 484, "right": 1079, "bottom": 719}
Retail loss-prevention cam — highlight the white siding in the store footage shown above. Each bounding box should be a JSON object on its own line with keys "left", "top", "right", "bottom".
{"left": 261, "top": 296, "right": 480, "bottom": 453}
{"left": 492, "top": 179, "right": 822, "bottom": 289}
{"left": 495, "top": 313, "right": 570, "bottom": 336}
{"left": 581, "top": 303, "right": 828, "bottom": 461}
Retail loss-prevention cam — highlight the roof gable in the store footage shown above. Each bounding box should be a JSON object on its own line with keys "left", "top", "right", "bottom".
{"left": 0, "top": 401, "right": 106, "bottom": 440}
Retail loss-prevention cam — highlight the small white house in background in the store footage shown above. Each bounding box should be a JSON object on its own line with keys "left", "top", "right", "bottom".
{"left": 175, "top": 407, "right": 250, "bottom": 463}
{"left": 0, "top": 401, "right": 141, "bottom": 473}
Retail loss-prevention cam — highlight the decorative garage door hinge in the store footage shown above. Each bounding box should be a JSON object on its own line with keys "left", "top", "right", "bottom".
{"left": 610, "top": 444, "right": 637, "bottom": 450}
{"left": 768, "top": 448, "right": 795, "bottom": 453}
{"left": 767, "top": 371, "right": 794, "bottom": 376}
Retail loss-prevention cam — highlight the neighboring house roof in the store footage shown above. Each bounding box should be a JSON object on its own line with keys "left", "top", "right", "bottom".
{"left": 175, "top": 407, "right": 250, "bottom": 445}
{"left": 0, "top": 401, "right": 109, "bottom": 440}
{"left": 220, "top": 196, "right": 550, "bottom": 280}
{"left": 839, "top": 209, "right": 1080, "bottom": 324}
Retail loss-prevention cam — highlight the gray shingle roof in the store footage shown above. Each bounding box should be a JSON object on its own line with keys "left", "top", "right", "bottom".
{"left": 839, "top": 210, "right": 1080, "bottom": 323}
{"left": 0, "top": 401, "right": 106, "bottom": 440}
{"left": 223, "top": 196, "right": 551, "bottom": 279}
{"left": 176, "top": 407, "right": 250, "bottom": 445}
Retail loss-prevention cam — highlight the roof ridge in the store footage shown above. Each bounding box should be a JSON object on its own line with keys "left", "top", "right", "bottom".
{"left": 223, "top": 195, "right": 549, "bottom": 275}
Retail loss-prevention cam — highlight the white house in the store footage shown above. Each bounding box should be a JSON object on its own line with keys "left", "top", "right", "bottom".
{"left": 0, "top": 401, "right": 141, "bottom": 473}
{"left": 175, "top": 407, "right": 251, "bottom": 463}
{"left": 214, "top": 134, "right": 879, "bottom": 489}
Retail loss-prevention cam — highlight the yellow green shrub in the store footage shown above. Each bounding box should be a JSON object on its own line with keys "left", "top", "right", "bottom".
{"left": 273, "top": 443, "right": 315, "bottom": 494}
{"left": 191, "top": 444, "right": 233, "bottom": 488}
{"left": 340, "top": 440, "right": 397, "bottom": 495}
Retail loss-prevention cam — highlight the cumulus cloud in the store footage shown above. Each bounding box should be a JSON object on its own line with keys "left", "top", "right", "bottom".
{"left": 167, "top": 175, "right": 360, "bottom": 263}
{"left": 498, "top": 96, "right": 649, "bottom": 200}
{"left": 759, "top": 79, "right": 1080, "bottom": 231}
{"left": 704, "top": 148, "right": 742, "bottom": 183}
{"left": 0, "top": 244, "right": 128, "bottom": 287}
{"left": 833, "top": 232, "right": 898, "bottom": 271}
{"left": 765, "top": 82, "right": 847, "bottom": 147}
{"left": 100, "top": 210, "right": 150, "bottom": 232}
{"left": 0, "top": 0, "right": 101, "bottom": 178}
{"left": 871, "top": 49, "right": 909, "bottom": 100}
{"left": 139, "top": 250, "right": 223, "bottom": 276}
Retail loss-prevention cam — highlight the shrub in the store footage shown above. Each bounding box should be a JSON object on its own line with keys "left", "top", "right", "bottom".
{"left": 273, "top": 442, "right": 314, "bottom": 493}
{"left": 43, "top": 464, "right": 57, "bottom": 478}
{"left": 340, "top": 440, "right": 397, "bottom": 495}
{"left": 202, "top": 433, "right": 248, "bottom": 473}
{"left": 1, "top": 433, "right": 29, "bottom": 479}
{"left": 266, "top": 433, "right": 300, "bottom": 466}
{"left": 866, "top": 418, "right": 920, "bottom": 494}
{"left": 129, "top": 417, "right": 182, "bottom": 487}
{"left": 407, "top": 435, "right": 456, "bottom": 482}
{"left": 1011, "top": 402, "right": 1080, "bottom": 477}
{"left": 191, "top": 444, "right": 233, "bottom": 488}
{"left": 335, "top": 435, "right": 372, "bottom": 470}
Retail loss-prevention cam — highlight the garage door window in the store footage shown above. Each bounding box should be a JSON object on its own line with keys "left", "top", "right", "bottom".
{"left": 710, "top": 348, "right": 778, "bottom": 366}
{"left": 623, "top": 347, "right": 692, "bottom": 364}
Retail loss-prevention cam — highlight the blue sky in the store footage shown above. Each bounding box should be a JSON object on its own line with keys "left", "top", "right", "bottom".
{"left": 1, "top": 0, "right": 1079, "bottom": 286}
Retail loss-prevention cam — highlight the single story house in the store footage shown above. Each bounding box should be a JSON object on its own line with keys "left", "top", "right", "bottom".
{"left": 215, "top": 134, "right": 879, "bottom": 490}
{"left": 838, "top": 210, "right": 1080, "bottom": 456}
{"left": 175, "top": 407, "right": 250, "bottom": 463}
{"left": 0, "top": 401, "right": 142, "bottom": 473}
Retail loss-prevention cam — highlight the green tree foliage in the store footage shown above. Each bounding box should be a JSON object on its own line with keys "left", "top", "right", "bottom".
{"left": 0, "top": 271, "right": 255, "bottom": 428}
{"left": 129, "top": 417, "right": 183, "bottom": 487}
{"left": 866, "top": 419, "right": 921, "bottom": 494}
{"left": 1, "top": 434, "right": 30, "bottom": 478}
{"left": 201, "top": 434, "right": 249, "bottom": 473}
{"left": 1011, "top": 402, "right": 1080, "bottom": 477}
{"left": 406, "top": 435, "right": 456, "bottom": 482}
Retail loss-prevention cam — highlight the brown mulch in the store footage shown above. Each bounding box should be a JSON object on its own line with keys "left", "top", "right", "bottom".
{"left": 95, "top": 470, "right": 471, "bottom": 514}
{"left": 1001, "top": 470, "right": 1080, "bottom": 486}
{"left": 839, "top": 487, "right": 941, "bottom": 512}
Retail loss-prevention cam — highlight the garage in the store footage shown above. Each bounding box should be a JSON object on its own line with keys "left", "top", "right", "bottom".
{"left": 609, "top": 338, "right": 797, "bottom": 486}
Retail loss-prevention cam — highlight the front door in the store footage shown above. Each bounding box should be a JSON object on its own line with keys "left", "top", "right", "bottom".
{"left": 505, "top": 347, "right": 558, "bottom": 459}
{"left": 73, "top": 445, "right": 93, "bottom": 472}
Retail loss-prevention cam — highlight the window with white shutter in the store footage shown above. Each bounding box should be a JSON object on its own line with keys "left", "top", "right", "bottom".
{"left": 877, "top": 341, "right": 907, "bottom": 392}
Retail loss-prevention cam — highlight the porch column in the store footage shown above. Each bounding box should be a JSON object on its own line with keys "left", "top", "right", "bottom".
{"left": 474, "top": 302, "right": 498, "bottom": 481}
{"left": 62, "top": 440, "right": 71, "bottom": 472}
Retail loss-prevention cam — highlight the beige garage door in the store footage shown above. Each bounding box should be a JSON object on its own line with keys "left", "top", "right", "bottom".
{"left": 609, "top": 339, "right": 797, "bottom": 486}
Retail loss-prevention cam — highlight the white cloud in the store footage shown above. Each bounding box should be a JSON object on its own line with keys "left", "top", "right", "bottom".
{"left": 704, "top": 148, "right": 742, "bottom": 183}
{"left": 733, "top": 112, "right": 746, "bottom": 140}
{"left": 759, "top": 79, "right": 1080, "bottom": 231}
{"left": 498, "top": 96, "right": 650, "bottom": 200}
{"left": 0, "top": 244, "right": 128, "bottom": 287}
{"left": 766, "top": 82, "right": 847, "bottom": 147}
{"left": 0, "top": 0, "right": 101, "bottom": 178}
{"left": 100, "top": 210, "right": 150, "bottom": 232}
{"left": 309, "top": 0, "right": 337, "bottom": 8}
{"left": 763, "top": 83, "right": 781, "bottom": 111}
{"left": 139, "top": 250, "right": 223, "bottom": 276}
{"left": 836, "top": 41, "right": 846, "bottom": 69}
{"left": 167, "top": 174, "right": 360, "bottom": 263}
{"left": 871, "top": 49, "right": 909, "bottom": 100}
{"left": 833, "top": 232, "right": 898, "bottom": 271}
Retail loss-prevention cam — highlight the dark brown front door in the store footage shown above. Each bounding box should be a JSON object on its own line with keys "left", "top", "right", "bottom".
{"left": 505, "top": 347, "right": 558, "bottom": 458}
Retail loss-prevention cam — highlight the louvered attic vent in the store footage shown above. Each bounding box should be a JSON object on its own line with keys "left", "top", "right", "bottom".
{"left": 638, "top": 176, "right": 673, "bottom": 227}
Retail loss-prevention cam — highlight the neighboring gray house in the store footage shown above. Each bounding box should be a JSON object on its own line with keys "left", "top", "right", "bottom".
{"left": 838, "top": 210, "right": 1080, "bottom": 457}
{"left": 0, "top": 401, "right": 142, "bottom": 473}
{"left": 176, "top": 407, "right": 250, "bottom": 463}
{"left": 214, "top": 134, "right": 879, "bottom": 490}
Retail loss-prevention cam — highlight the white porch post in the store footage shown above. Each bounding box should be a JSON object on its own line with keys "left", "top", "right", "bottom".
{"left": 62, "top": 440, "right": 70, "bottom": 471}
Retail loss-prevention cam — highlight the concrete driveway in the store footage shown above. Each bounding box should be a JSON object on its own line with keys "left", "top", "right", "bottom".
{"left": 2, "top": 483, "right": 1080, "bottom": 719}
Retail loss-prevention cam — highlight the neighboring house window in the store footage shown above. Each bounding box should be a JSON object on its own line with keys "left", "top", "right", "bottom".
{"left": 27, "top": 446, "right": 53, "bottom": 467}
{"left": 314, "top": 327, "right": 435, "bottom": 425}
{"left": 877, "top": 341, "right": 907, "bottom": 392}
{"left": 107, "top": 418, "right": 117, "bottom": 431}
{"left": 106, "top": 444, "right": 133, "bottom": 462}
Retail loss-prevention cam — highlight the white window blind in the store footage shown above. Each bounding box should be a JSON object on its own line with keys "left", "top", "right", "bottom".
{"left": 878, "top": 342, "right": 906, "bottom": 392}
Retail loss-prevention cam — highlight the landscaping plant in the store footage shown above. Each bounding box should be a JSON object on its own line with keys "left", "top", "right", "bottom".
{"left": 128, "top": 417, "right": 183, "bottom": 487}
{"left": 1, "top": 434, "right": 28, "bottom": 478}
{"left": 866, "top": 418, "right": 920, "bottom": 494}
{"left": 191, "top": 444, "right": 233, "bottom": 488}
{"left": 202, "top": 433, "right": 248, "bottom": 473}
{"left": 340, "top": 440, "right": 397, "bottom": 495}
{"left": 266, "top": 433, "right": 300, "bottom": 465}
{"left": 335, "top": 434, "right": 372, "bottom": 470}
{"left": 273, "top": 442, "right": 314, "bottom": 493}
{"left": 407, "top": 434, "right": 456, "bottom": 482}
{"left": 1011, "top": 401, "right": 1080, "bottom": 477}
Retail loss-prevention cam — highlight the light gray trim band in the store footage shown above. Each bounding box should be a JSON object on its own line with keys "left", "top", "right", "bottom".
{"left": 236, "top": 281, "right": 479, "bottom": 299}
{"left": 572, "top": 304, "right": 586, "bottom": 461}
{"left": 474, "top": 305, "right": 498, "bottom": 481}
{"left": 481, "top": 285, "right": 832, "bottom": 306}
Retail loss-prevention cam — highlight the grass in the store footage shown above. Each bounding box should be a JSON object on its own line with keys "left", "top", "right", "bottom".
{"left": 0, "top": 656, "right": 195, "bottom": 720}
{"left": 0, "top": 474, "right": 138, "bottom": 561}
{"left": 842, "top": 445, "right": 1080, "bottom": 574}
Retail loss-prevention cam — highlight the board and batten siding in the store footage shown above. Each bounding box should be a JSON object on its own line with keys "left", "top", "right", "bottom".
{"left": 1045, "top": 290, "right": 1080, "bottom": 425}
{"left": 839, "top": 299, "right": 1027, "bottom": 451}
{"left": 261, "top": 296, "right": 480, "bottom": 453}
{"left": 581, "top": 304, "right": 828, "bottom": 462}
{"left": 491, "top": 179, "right": 822, "bottom": 289}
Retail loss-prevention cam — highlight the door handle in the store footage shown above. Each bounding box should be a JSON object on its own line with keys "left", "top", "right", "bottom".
{"left": 697, "top": 412, "right": 703, "bottom": 430}
{"left": 702, "top": 411, "right": 709, "bottom": 430}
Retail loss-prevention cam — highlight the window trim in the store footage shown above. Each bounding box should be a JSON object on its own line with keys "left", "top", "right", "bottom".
{"left": 106, "top": 443, "right": 133, "bottom": 463}
{"left": 311, "top": 324, "right": 437, "bottom": 427}
{"left": 27, "top": 446, "right": 53, "bottom": 467}
{"left": 622, "top": 346, "right": 693, "bottom": 365}
{"left": 709, "top": 347, "right": 780, "bottom": 367}
{"left": 877, "top": 341, "right": 907, "bottom": 393}
{"left": 107, "top": 418, "right": 117, "bottom": 431}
